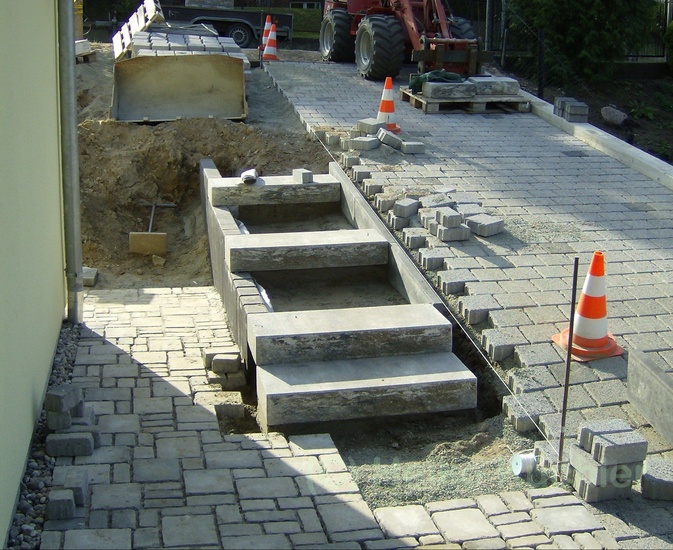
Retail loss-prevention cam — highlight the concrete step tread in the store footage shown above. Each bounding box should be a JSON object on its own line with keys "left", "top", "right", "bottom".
{"left": 249, "top": 303, "right": 450, "bottom": 336}
{"left": 226, "top": 228, "right": 388, "bottom": 249}
{"left": 258, "top": 351, "right": 476, "bottom": 390}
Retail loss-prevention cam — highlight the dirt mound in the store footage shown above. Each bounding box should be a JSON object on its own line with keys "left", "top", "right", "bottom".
{"left": 77, "top": 44, "right": 332, "bottom": 288}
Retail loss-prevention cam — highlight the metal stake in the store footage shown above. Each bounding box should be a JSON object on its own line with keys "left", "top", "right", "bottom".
{"left": 557, "top": 256, "right": 579, "bottom": 482}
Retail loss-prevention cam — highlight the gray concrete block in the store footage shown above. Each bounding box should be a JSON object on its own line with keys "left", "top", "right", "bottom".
{"left": 554, "top": 97, "right": 576, "bottom": 116}
{"left": 352, "top": 165, "right": 371, "bottom": 183}
{"left": 325, "top": 132, "right": 342, "bottom": 145}
{"left": 481, "top": 327, "right": 527, "bottom": 362}
{"left": 340, "top": 152, "right": 360, "bottom": 168}
{"left": 387, "top": 211, "right": 409, "bottom": 230}
{"left": 568, "top": 466, "right": 633, "bottom": 503}
{"left": 293, "top": 169, "right": 313, "bottom": 183}
{"left": 418, "top": 247, "right": 451, "bottom": 271}
{"left": 351, "top": 136, "right": 381, "bottom": 151}
{"left": 402, "top": 227, "right": 427, "bottom": 249}
{"left": 193, "top": 390, "right": 244, "bottom": 418}
{"left": 422, "top": 81, "right": 477, "bottom": 99}
{"left": 627, "top": 349, "right": 673, "bottom": 445}
{"left": 71, "top": 404, "right": 95, "bottom": 427}
{"left": 530, "top": 504, "right": 604, "bottom": 535}
{"left": 451, "top": 193, "right": 482, "bottom": 206}
{"left": 467, "top": 76, "right": 520, "bottom": 95}
{"left": 47, "top": 410, "right": 72, "bottom": 431}
{"left": 591, "top": 431, "right": 648, "bottom": 466}
{"left": 46, "top": 432, "right": 95, "bottom": 457}
{"left": 377, "top": 128, "right": 403, "bottom": 149}
{"left": 437, "top": 224, "right": 471, "bottom": 242}
{"left": 502, "top": 392, "right": 556, "bottom": 433}
{"left": 56, "top": 425, "right": 102, "bottom": 448}
{"left": 578, "top": 418, "right": 632, "bottom": 452}
{"left": 458, "top": 294, "right": 502, "bottom": 325}
{"left": 465, "top": 214, "right": 505, "bottom": 237}
{"left": 435, "top": 207, "right": 462, "bottom": 228}
{"left": 364, "top": 181, "right": 384, "bottom": 195}
{"left": 45, "top": 385, "right": 83, "bottom": 413}
{"left": 401, "top": 141, "right": 425, "bottom": 154}
{"left": 47, "top": 489, "right": 76, "bottom": 520}
{"left": 394, "top": 198, "right": 421, "bottom": 218}
{"left": 64, "top": 468, "right": 89, "bottom": 506}
{"left": 82, "top": 266, "right": 99, "bottom": 286}
{"left": 350, "top": 127, "right": 365, "bottom": 138}
{"left": 569, "top": 444, "right": 642, "bottom": 487}
{"left": 375, "top": 194, "right": 397, "bottom": 212}
{"left": 641, "top": 457, "right": 673, "bottom": 500}
{"left": 420, "top": 193, "right": 455, "bottom": 209}
{"left": 358, "top": 117, "right": 386, "bottom": 134}
{"left": 438, "top": 269, "right": 477, "bottom": 295}
{"left": 211, "top": 353, "right": 241, "bottom": 374}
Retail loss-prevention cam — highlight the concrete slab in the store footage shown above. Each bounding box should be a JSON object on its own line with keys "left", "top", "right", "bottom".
{"left": 225, "top": 229, "right": 389, "bottom": 272}
{"left": 247, "top": 304, "right": 453, "bottom": 365}
{"left": 257, "top": 351, "right": 476, "bottom": 428}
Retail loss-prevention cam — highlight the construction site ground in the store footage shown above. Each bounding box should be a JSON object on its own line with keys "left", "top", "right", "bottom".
{"left": 17, "top": 42, "right": 673, "bottom": 548}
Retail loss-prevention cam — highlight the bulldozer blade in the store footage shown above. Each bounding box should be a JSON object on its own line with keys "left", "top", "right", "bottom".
{"left": 129, "top": 232, "right": 168, "bottom": 256}
{"left": 111, "top": 55, "right": 248, "bottom": 122}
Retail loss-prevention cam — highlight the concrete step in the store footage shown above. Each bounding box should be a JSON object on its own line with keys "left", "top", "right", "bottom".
{"left": 225, "top": 229, "right": 388, "bottom": 272}
{"left": 247, "top": 303, "right": 452, "bottom": 366}
{"left": 257, "top": 351, "right": 477, "bottom": 428}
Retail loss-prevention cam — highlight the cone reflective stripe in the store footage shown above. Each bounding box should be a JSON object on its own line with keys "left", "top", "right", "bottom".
{"left": 260, "top": 15, "right": 272, "bottom": 51}
{"left": 262, "top": 23, "right": 278, "bottom": 61}
{"left": 553, "top": 251, "right": 624, "bottom": 362}
{"left": 377, "top": 77, "right": 401, "bottom": 134}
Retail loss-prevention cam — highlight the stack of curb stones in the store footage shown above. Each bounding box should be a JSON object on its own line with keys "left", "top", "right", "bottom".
{"left": 193, "top": 346, "right": 246, "bottom": 418}
{"left": 567, "top": 419, "right": 648, "bottom": 503}
{"left": 44, "top": 385, "right": 97, "bottom": 521}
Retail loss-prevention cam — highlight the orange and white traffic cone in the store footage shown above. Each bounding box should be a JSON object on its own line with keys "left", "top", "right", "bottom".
{"left": 553, "top": 251, "right": 624, "bottom": 362}
{"left": 377, "top": 76, "right": 401, "bottom": 134}
{"left": 262, "top": 23, "right": 279, "bottom": 61}
{"left": 259, "top": 15, "right": 272, "bottom": 51}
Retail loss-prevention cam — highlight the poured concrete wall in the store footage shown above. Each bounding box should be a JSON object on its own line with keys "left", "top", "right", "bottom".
{"left": 0, "top": 1, "right": 66, "bottom": 538}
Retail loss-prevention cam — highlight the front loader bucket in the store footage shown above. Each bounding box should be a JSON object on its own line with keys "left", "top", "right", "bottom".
{"left": 111, "top": 55, "right": 247, "bottom": 122}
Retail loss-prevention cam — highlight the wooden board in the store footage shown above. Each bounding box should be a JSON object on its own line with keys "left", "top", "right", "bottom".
{"left": 400, "top": 87, "right": 531, "bottom": 114}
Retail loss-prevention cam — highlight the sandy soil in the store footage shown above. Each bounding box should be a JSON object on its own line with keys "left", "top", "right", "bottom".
{"left": 77, "top": 43, "right": 331, "bottom": 288}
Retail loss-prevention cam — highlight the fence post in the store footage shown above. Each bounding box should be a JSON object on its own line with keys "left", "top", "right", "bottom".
{"left": 537, "top": 28, "right": 545, "bottom": 99}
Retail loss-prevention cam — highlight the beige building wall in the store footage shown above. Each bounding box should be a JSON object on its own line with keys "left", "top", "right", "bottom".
{"left": 0, "top": 1, "right": 66, "bottom": 537}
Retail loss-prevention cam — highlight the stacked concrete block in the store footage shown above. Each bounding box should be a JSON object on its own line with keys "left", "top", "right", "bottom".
{"left": 201, "top": 346, "right": 247, "bottom": 392}
{"left": 351, "top": 165, "right": 371, "bottom": 183}
{"left": 465, "top": 213, "right": 505, "bottom": 237}
{"left": 340, "top": 152, "right": 360, "bottom": 169}
{"left": 553, "top": 97, "right": 589, "bottom": 123}
{"left": 403, "top": 227, "right": 428, "bottom": 250}
{"left": 641, "top": 457, "right": 673, "bottom": 501}
{"left": 44, "top": 385, "right": 98, "bottom": 457}
{"left": 375, "top": 193, "right": 400, "bottom": 213}
{"left": 387, "top": 210, "right": 410, "bottom": 230}
{"left": 567, "top": 419, "right": 647, "bottom": 503}
{"left": 376, "top": 128, "right": 426, "bottom": 154}
{"left": 47, "top": 469, "right": 88, "bottom": 520}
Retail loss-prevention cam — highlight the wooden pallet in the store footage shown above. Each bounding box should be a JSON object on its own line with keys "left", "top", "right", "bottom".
{"left": 400, "top": 87, "right": 531, "bottom": 114}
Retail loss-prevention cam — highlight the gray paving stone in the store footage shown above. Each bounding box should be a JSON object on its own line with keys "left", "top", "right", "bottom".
{"left": 184, "top": 468, "right": 234, "bottom": 495}
{"left": 220, "top": 534, "right": 291, "bottom": 549}
{"left": 583, "top": 379, "right": 629, "bottom": 407}
{"left": 502, "top": 392, "right": 556, "bottom": 433}
{"left": 133, "top": 527, "right": 161, "bottom": 549}
{"left": 162, "top": 514, "right": 219, "bottom": 547}
{"left": 497, "top": 520, "right": 544, "bottom": 540}
{"left": 132, "top": 459, "right": 181, "bottom": 482}
{"left": 133, "top": 397, "right": 173, "bottom": 414}
{"left": 508, "top": 366, "right": 559, "bottom": 394}
{"left": 363, "top": 538, "right": 418, "bottom": 549}
{"left": 317, "top": 499, "right": 379, "bottom": 534}
{"left": 462, "top": 538, "right": 506, "bottom": 549}
{"left": 591, "top": 431, "right": 649, "bottom": 465}
{"left": 458, "top": 294, "right": 502, "bottom": 325}
{"left": 489, "top": 511, "right": 531, "bottom": 526}
{"left": 543, "top": 385, "right": 597, "bottom": 411}
{"left": 578, "top": 418, "right": 632, "bottom": 451}
{"left": 98, "top": 414, "right": 140, "bottom": 434}
{"left": 642, "top": 457, "right": 673, "bottom": 500}
{"left": 499, "top": 491, "right": 533, "bottom": 513}
{"left": 63, "top": 529, "right": 132, "bottom": 549}
{"left": 236, "top": 476, "right": 298, "bottom": 499}
{"left": 506, "top": 533, "right": 552, "bottom": 548}
{"left": 330, "top": 528, "right": 385, "bottom": 542}
{"left": 551, "top": 534, "right": 580, "bottom": 549}
{"left": 264, "top": 456, "right": 323, "bottom": 477}
{"left": 111, "top": 509, "right": 136, "bottom": 529}
{"left": 425, "top": 498, "right": 477, "bottom": 513}
{"left": 515, "top": 343, "right": 565, "bottom": 369}
{"left": 296, "top": 473, "right": 360, "bottom": 496}
{"left": 531, "top": 505, "right": 604, "bottom": 535}
{"left": 572, "top": 532, "right": 603, "bottom": 550}
{"left": 481, "top": 327, "right": 528, "bottom": 361}
{"left": 91, "top": 483, "right": 141, "bottom": 510}
{"left": 374, "top": 505, "right": 439, "bottom": 538}
{"left": 432, "top": 508, "right": 499, "bottom": 543}
{"left": 206, "top": 450, "right": 262, "bottom": 468}
{"left": 156, "top": 435, "right": 201, "bottom": 458}
{"left": 475, "top": 494, "right": 509, "bottom": 517}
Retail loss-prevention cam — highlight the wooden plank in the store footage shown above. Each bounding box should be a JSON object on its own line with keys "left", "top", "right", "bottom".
{"left": 400, "top": 87, "right": 531, "bottom": 114}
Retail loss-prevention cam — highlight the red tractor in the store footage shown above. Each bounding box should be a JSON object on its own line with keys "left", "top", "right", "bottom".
{"left": 319, "top": 0, "right": 488, "bottom": 80}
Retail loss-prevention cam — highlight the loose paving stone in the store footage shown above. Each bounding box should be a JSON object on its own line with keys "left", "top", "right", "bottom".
{"left": 63, "top": 528, "right": 132, "bottom": 549}
{"left": 531, "top": 505, "right": 604, "bottom": 535}
{"left": 156, "top": 435, "right": 202, "bottom": 458}
{"left": 432, "top": 508, "right": 499, "bottom": 543}
{"left": 296, "top": 472, "right": 360, "bottom": 496}
{"left": 374, "top": 505, "right": 439, "bottom": 538}
{"left": 162, "top": 514, "right": 219, "bottom": 547}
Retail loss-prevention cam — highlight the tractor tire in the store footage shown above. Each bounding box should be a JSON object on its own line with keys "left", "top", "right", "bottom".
{"left": 319, "top": 10, "right": 355, "bottom": 62}
{"left": 355, "top": 15, "right": 405, "bottom": 81}
{"left": 449, "top": 17, "right": 477, "bottom": 40}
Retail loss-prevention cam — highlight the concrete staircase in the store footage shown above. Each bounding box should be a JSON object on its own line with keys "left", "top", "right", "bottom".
{"left": 201, "top": 161, "right": 478, "bottom": 430}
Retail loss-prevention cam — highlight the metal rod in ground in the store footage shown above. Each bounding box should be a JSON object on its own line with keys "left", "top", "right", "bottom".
{"left": 148, "top": 203, "right": 156, "bottom": 233}
{"left": 557, "top": 256, "right": 580, "bottom": 482}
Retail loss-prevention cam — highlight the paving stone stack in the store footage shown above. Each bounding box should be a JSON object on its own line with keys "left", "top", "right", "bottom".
{"left": 194, "top": 346, "right": 246, "bottom": 418}
{"left": 567, "top": 418, "right": 648, "bottom": 503}
{"left": 554, "top": 96, "right": 589, "bottom": 123}
{"left": 44, "top": 384, "right": 99, "bottom": 458}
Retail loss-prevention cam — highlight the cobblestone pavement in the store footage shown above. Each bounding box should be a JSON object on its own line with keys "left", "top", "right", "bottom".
{"left": 263, "top": 61, "right": 673, "bottom": 467}
{"left": 40, "top": 287, "right": 673, "bottom": 549}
